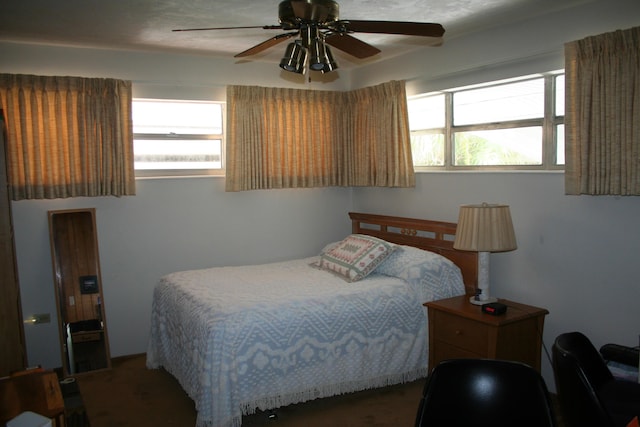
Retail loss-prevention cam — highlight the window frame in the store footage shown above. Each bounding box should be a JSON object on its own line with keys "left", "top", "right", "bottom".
{"left": 132, "top": 98, "right": 226, "bottom": 178}
{"left": 409, "top": 71, "right": 565, "bottom": 172}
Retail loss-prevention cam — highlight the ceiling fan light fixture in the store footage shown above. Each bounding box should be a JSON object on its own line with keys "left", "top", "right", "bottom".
{"left": 321, "top": 44, "right": 338, "bottom": 72}
{"left": 308, "top": 39, "right": 338, "bottom": 72}
{"left": 175, "top": 0, "right": 445, "bottom": 77}
{"left": 308, "top": 39, "right": 327, "bottom": 71}
{"left": 279, "top": 41, "right": 307, "bottom": 74}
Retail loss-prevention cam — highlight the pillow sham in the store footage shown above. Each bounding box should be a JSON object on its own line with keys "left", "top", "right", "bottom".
{"left": 313, "top": 234, "right": 396, "bottom": 282}
{"left": 376, "top": 245, "right": 465, "bottom": 302}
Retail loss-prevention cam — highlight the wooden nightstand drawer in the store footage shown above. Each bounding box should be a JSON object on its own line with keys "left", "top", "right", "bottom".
{"left": 433, "top": 311, "right": 488, "bottom": 354}
{"left": 425, "top": 296, "right": 548, "bottom": 372}
{"left": 433, "top": 341, "right": 482, "bottom": 361}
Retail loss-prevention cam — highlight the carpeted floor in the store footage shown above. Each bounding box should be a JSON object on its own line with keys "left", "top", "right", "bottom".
{"left": 75, "top": 355, "right": 197, "bottom": 427}
{"left": 75, "top": 354, "right": 424, "bottom": 427}
{"left": 75, "top": 354, "right": 565, "bottom": 427}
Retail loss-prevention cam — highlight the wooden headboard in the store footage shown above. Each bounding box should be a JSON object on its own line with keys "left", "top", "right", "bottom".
{"left": 349, "top": 212, "right": 478, "bottom": 296}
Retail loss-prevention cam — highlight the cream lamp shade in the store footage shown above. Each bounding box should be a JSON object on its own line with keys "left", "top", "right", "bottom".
{"left": 453, "top": 203, "right": 517, "bottom": 305}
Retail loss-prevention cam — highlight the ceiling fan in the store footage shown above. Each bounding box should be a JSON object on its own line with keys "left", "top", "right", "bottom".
{"left": 173, "top": 0, "right": 445, "bottom": 74}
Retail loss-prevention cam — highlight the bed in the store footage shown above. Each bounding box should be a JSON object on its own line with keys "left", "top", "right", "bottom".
{"left": 146, "top": 212, "right": 478, "bottom": 427}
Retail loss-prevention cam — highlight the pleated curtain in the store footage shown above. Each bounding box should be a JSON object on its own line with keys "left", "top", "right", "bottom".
{"left": 0, "top": 74, "right": 136, "bottom": 200}
{"left": 225, "top": 80, "right": 414, "bottom": 191}
{"left": 564, "top": 26, "right": 640, "bottom": 195}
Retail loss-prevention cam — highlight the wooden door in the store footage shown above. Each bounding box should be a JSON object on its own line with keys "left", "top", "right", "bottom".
{"left": 0, "top": 111, "right": 27, "bottom": 376}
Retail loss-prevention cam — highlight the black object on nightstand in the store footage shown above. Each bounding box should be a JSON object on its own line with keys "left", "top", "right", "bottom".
{"left": 482, "top": 302, "right": 507, "bottom": 315}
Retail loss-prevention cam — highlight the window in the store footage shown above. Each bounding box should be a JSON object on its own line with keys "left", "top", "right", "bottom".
{"left": 408, "top": 72, "right": 565, "bottom": 170}
{"left": 132, "top": 99, "right": 224, "bottom": 176}
{"left": 408, "top": 94, "right": 446, "bottom": 167}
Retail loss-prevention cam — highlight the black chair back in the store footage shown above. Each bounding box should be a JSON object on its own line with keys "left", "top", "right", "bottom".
{"left": 552, "top": 331, "right": 615, "bottom": 427}
{"left": 415, "top": 359, "right": 556, "bottom": 427}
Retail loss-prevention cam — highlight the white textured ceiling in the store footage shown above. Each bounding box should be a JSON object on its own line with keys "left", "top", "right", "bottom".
{"left": 0, "top": 0, "right": 589, "bottom": 69}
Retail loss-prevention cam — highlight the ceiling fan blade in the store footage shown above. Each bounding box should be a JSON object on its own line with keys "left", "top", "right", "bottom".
{"left": 344, "top": 20, "right": 445, "bottom": 38}
{"left": 173, "top": 25, "right": 282, "bottom": 32}
{"left": 234, "top": 32, "right": 298, "bottom": 57}
{"left": 325, "top": 33, "right": 381, "bottom": 59}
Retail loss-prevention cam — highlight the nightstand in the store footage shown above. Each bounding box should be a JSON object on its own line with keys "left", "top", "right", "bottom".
{"left": 424, "top": 295, "right": 549, "bottom": 372}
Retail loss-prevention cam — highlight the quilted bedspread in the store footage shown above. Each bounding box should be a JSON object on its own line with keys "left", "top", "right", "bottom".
{"left": 146, "top": 246, "right": 465, "bottom": 427}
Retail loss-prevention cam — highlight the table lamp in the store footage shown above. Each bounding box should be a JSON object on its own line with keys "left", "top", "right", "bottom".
{"left": 453, "top": 203, "right": 517, "bottom": 305}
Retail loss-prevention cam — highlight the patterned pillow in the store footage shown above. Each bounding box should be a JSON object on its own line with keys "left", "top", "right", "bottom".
{"left": 313, "top": 234, "right": 397, "bottom": 282}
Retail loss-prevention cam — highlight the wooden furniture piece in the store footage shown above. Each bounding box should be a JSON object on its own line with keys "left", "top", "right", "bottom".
{"left": 425, "top": 295, "right": 548, "bottom": 371}
{"left": 0, "top": 110, "right": 27, "bottom": 377}
{"left": 350, "top": 212, "right": 479, "bottom": 295}
{"left": 0, "top": 368, "right": 65, "bottom": 426}
{"left": 48, "top": 208, "right": 111, "bottom": 377}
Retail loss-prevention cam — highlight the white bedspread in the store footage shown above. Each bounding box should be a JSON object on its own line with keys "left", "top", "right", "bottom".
{"left": 146, "top": 247, "right": 465, "bottom": 427}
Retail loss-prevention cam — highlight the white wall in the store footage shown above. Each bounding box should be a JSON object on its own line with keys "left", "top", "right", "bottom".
{"left": 352, "top": 172, "right": 640, "bottom": 387}
{"left": 352, "top": 0, "right": 640, "bottom": 93}
{"left": 12, "top": 178, "right": 352, "bottom": 368}
{"left": 2, "top": 0, "right": 639, "bottom": 391}
{"left": 0, "top": 39, "right": 354, "bottom": 369}
{"left": 350, "top": 0, "right": 640, "bottom": 388}
{"left": 0, "top": 42, "right": 352, "bottom": 94}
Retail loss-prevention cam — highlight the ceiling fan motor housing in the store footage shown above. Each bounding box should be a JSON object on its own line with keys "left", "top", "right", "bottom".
{"left": 278, "top": 0, "right": 340, "bottom": 29}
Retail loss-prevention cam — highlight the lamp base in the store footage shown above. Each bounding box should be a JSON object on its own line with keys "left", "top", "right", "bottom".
{"left": 469, "top": 296, "right": 498, "bottom": 306}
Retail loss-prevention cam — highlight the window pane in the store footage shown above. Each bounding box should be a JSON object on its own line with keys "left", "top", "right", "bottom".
{"left": 133, "top": 100, "right": 222, "bottom": 134}
{"left": 454, "top": 79, "right": 544, "bottom": 125}
{"left": 454, "top": 127, "right": 542, "bottom": 166}
{"left": 408, "top": 94, "right": 445, "bottom": 130}
{"left": 411, "top": 133, "right": 445, "bottom": 166}
{"left": 132, "top": 99, "right": 224, "bottom": 172}
{"left": 556, "top": 124, "right": 565, "bottom": 165}
{"left": 134, "top": 139, "right": 222, "bottom": 169}
{"left": 555, "top": 75, "right": 565, "bottom": 116}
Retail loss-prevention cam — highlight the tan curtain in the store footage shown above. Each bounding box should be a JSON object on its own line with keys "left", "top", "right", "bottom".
{"left": 226, "top": 85, "right": 345, "bottom": 191}
{"left": 347, "top": 81, "right": 414, "bottom": 187}
{"left": 0, "top": 74, "right": 136, "bottom": 200}
{"left": 564, "top": 26, "right": 640, "bottom": 195}
{"left": 225, "top": 80, "right": 414, "bottom": 191}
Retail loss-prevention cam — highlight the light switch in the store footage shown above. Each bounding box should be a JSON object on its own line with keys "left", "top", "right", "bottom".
{"left": 69, "top": 295, "right": 75, "bottom": 306}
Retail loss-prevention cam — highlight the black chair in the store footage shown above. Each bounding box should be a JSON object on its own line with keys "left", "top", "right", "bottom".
{"left": 552, "top": 331, "right": 640, "bottom": 427}
{"left": 415, "top": 359, "right": 557, "bottom": 427}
